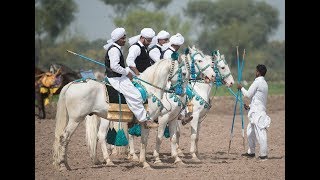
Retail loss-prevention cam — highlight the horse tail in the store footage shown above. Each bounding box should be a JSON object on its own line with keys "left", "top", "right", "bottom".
{"left": 85, "top": 114, "right": 100, "bottom": 163}
{"left": 53, "top": 83, "right": 71, "bottom": 162}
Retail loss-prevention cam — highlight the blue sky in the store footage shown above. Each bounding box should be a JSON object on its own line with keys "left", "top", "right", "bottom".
{"left": 69, "top": 0, "right": 284, "bottom": 42}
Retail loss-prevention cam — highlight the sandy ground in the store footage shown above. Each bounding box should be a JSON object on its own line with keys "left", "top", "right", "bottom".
{"left": 35, "top": 95, "right": 285, "bottom": 180}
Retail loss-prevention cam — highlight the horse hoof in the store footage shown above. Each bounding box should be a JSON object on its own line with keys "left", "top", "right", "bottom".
{"left": 154, "top": 159, "right": 163, "bottom": 165}
{"left": 174, "top": 160, "right": 186, "bottom": 166}
{"left": 192, "top": 157, "right": 202, "bottom": 163}
{"left": 105, "top": 159, "right": 115, "bottom": 166}
{"left": 143, "top": 166, "right": 154, "bottom": 170}
{"left": 59, "top": 164, "right": 71, "bottom": 171}
{"left": 142, "top": 162, "right": 153, "bottom": 170}
{"left": 93, "top": 160, "right": 102, "bottom": 165}
{"left": 132, "top": 155, "right": 139, "bottom": 162}
{"left": 105, "top": 162, "right": 116, "bottom": 167}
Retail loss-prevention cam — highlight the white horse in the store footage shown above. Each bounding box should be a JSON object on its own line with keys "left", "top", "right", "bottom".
{"left": 52, "top": 58, "right": 186, "bottom": 171}
{"left": 148, "top": 46, "right": 216, "bottom": 165}
{"left": 175, "top": 50, "right": 235, "bottom": 162}
{"left": 89, "top": 46, "right": 216, "bottom": 169}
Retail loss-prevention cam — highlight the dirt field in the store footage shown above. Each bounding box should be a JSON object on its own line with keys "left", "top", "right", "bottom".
{"left": 35, "top": 95, "right": 285, "bottom": 180}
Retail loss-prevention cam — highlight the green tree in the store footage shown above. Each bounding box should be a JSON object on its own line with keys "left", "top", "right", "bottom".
{"left": 100, "top": 0, "right": 172, "bottom": 13}
{"left": 35, "top": 0, "right": 78, "bottom": 66}
{"left": 100, "top": 0, "right": 190, "bottom": 53}
{"left": 35, "top": 0, "right": 77, "bottom": 42}
{"left": 185, "top": 0, "right": 280, "bottom": 66}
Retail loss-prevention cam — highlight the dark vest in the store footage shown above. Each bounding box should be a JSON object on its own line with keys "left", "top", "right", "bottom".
{"left": 105, "top": 45, "right": 125, "bottom": 78}
{"left": 161, "top": 48, "right": 175, "bottom": 59}
{"left": 149, "top": 45, "right": 163, "bottom": 65}
{"left": 132, "top": 42, "right": 152, "bottom": 73}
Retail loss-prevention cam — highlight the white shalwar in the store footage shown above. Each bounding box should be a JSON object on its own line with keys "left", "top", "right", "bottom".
{"left": 241, "top": 76, "right": 271, "bottom": 157}
{"left": 107, "top": 44, "right": 148, "bottom": 122}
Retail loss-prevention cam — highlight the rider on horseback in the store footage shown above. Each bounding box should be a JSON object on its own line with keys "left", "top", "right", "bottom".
{"left": 104, "top": 27, "right": 159, "bottom": 129}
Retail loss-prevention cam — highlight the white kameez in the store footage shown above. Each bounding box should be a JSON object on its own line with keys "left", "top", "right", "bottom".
{"left": 241, "top": 76, "right": 271, "bottom": 157}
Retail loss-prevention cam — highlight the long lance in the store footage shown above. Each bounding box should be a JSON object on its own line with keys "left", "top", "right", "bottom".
{"left": 228, "top": 46, "right": 240, "bottom": 154}
{"left": 228, "top": 46, "right": 246, "bottom": 154}
{"left": 66, "top": 50, "right": 105, "bottom": 67}
{"left": 66, "top": 50, "right": 174, "bottom": 93}
{"left": 239, "top": 49, "right": 246, "bottom": 152}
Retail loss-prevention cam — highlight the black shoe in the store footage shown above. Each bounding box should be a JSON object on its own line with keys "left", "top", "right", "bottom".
{"left": 241, "top": 153, "right": 255, "bottom": 158}
{"left": 258, "top": 156, "right": 268, "bottom": 159}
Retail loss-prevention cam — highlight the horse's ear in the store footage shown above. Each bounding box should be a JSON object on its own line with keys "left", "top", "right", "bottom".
{"left": 221, "top": 54, "right": 225, "bottom": 59}
{"left": 212, "top": 50, "right": 219, "bottom": 56}
{"left": 192, "top": 45, "right": 195, "bottom": 49}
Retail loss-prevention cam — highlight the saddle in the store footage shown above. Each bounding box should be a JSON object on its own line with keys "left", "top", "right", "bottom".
{"left": 106, "top": 80, "right": 148, "bottom": 122}
{"left": 39, "top": 68, "right": 62, "bottom": 88}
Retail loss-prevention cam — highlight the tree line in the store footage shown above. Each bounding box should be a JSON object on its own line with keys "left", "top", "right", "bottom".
{"left": 35, "top": 0, "right": 284, "bottom": 81}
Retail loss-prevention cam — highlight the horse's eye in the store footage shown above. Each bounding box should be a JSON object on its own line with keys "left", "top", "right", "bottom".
{"left": 221, "top": 67, "right": 225, "bottom": 70}
{"left": 197, "top": 60, "right": 203, "bottom": 63}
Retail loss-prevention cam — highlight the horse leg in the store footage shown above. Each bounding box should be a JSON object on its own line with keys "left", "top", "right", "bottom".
{"left": 128, "top": 134, "right": 139, "bottom": 161}
{"left": 38, "top": 93, "right": 47, "bottom": 119}
{"left": 169, "top": 120, "right": 185, "bottom": 165}
{"left": 175, "top": 121, "right": 184, "bottom": 157}
{"left": 140, "top": 127, "right": 152, "bottom": 169}
{"left": 195, "top": 122, "right": 202, "bottom": 157}
{"left": 153, "top": 117, "right": 167, "bottom": 164}
{"left": 190, "top": 113, "right": 201, "bottom": 162}
{"left": 97, "top": 118, "right": 115, "bottom": 166}
{"left": 53, "top": 118, "right": 81, "bottom": 171}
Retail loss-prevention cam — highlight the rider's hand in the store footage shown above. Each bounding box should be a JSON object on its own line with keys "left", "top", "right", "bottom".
{"left": 127, "top": 72, "right": 133, "bottom": 80}
{"left": 244, "top": 103, "right": 250, "bottom": 110}
{"left": 237, "top": 83, "right": 242, "bottom": 90}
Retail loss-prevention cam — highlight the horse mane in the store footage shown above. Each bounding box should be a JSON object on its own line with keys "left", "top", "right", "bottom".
{"left": 190, "top": 45, "right": 205, "bottom": 56}
{"left": 140, "top": 59, "right": 172, "bottom": 89}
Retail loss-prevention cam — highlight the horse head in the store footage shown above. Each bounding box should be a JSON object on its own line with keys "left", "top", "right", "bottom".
{"left": 181, "top": 45, "right": 216, "bottom": 83}
{"left": 212, "top": 50, "right": 234, "bottom": 87}
{"left": 49, "top": 63, "right": 81, "bottom": 85}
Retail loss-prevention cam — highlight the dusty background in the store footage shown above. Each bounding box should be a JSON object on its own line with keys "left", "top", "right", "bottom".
{"left": 35, "top": 95, "right": 285, "bottom": 180}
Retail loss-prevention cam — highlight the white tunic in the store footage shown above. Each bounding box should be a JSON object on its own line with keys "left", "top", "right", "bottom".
{"left": 241, "top": 76, "right": 270, "bottom": 128}
{"left": 108, "top": 43, "right": 130, "bottom": 75}
{"left": 241, "top": 76, "right": 270, "bottom": 157}
{"left": 162, "top": 46, "right": 176, "bottom": 59}
{"left": 126, "top": 41, "right": 146, "bottom": 70}
{"left": 149, "top": 44, "right": 162, "bottom": 62}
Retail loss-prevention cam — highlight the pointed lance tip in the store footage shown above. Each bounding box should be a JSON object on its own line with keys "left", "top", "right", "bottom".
{"left": 66, "top": 50, "right": 76, "bottom": 55}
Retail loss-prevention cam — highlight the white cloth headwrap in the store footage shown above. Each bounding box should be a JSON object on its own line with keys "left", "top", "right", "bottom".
{"left": 169, "top": 33, "right": 184, "bottom": 46}
{"left": 103, "top": 27, "right": 126, "bottom": 50}
{"left": 148, "top": 30, "right": 170, "bottom": 49}
{"left": 129, "top": 28, "right": 155, "bottom": 46}
{"left": 157, "top": 30, "right": 170, "bottom": 39}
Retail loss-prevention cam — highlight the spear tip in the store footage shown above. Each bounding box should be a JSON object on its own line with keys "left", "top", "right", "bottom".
{"left": 66, "top": 50, "right": 76, "bottom": 55}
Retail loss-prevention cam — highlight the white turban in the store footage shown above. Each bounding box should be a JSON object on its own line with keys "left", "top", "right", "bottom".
{"left": 141, "top": 28, "right": 155, "bottom": 38}
{"left": 157, "top": 30, "right": 170, "bottom": 39}
{"left": 148, "top": 30, "right": 170, "bottom": 49}
{"left": 169, "top": 33, "right": 184, "bottom": 46}
{"left": 129, "top": 28, "right": 155, "bottom": 46}
{"left": 103, "top": 27, "right": 126, "bottom": 50}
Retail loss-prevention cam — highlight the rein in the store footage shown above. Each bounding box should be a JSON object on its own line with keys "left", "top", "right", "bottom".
{"left": 133, "top": 76, "right": 174, "bottom": 93}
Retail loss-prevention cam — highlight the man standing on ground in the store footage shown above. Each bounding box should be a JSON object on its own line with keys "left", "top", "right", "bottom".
{"left": 237, "top": 64, "right": 271, "bottom": 160}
